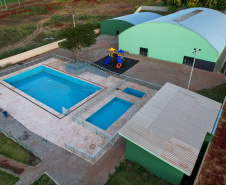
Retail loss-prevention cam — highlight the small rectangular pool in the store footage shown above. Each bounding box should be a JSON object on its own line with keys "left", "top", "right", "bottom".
{"left": 86, "top": 97, "right": 133, "bottom": 130}
{"left": 4, "top": 66, "right": 101, "bottom": 114}
{"left": 122, "top": 87, "right": 146, "bottom": 98}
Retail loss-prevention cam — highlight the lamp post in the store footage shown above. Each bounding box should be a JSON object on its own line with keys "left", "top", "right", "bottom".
{"left": 72, "top": 14, "right": 75, "bottom": 28}
{"left": 3, "top": 0, "right": 7, "bottom": 9}
{"left": 187, "top": 48, "right": 201, "bottom": 90}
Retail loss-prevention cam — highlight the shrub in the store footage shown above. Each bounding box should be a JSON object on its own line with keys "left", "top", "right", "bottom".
{"left": 132, "top": 5, "right": 140, "bottom": 12}
{"left": 0, "top": 23, "right": 36, "bottom": 49}
{"left": 24, "top": 6, "right": 48, "bottom": 15}
{"left": 0, "top": 40, "right": 54, "bottom": 60}
{"left": 43, "top": 15, "right": 72, "bottom": 27}
{"left": 32, "top": 32, "right": 46, "bottom": 42}
{"left": 80, "top": 14, "right": 92, "bottom": 20}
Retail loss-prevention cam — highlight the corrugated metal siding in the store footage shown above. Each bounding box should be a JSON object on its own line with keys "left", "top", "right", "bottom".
{"left": 149, "top": 8, "right": 226, "bottom": 53}
{"left": 119, "top": 83, "right": 221, "bottom": 175}
{"left": 112, "top": 12, "right": 162, "bottom": 25}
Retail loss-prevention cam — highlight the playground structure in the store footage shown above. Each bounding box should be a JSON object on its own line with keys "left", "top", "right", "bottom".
{"left": 104, "top": 48, "right": 125, "bottom": 69}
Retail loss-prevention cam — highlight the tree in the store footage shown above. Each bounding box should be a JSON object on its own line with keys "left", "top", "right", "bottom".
{"left": 166, "top": 0, "right": 182, "bottom": 12}
{"left": 186, "top": 0, "right": 201, "bottom": 7}
{"left": 204, "top": 0, "right": 226, "bottom": 11}
{"left": 58, "top": 23, "right": 98, "bottom": 58}
{"left": 165, "top": 0, "right": 225, "bottom": 12}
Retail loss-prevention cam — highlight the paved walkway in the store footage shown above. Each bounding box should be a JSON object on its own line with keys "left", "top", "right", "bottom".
{"left": 0, "top": 113, "right": 126, "bottom": 185}
{"left": 0, "top": 34, "right": 225, "bottom": 185}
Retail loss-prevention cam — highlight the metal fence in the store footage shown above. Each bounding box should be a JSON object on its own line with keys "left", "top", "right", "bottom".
{"left": 65, "top": 132, "right": 120, "bottom": 163}
{"left": 68, "top": 58, "right": 162, "bottom": 90}
{"left": 0, "top": 128, "right": 39, "bottom": 157}
{"left": 0, "top": 54, "right": 162, "bottom": 91}
{"left": 65, "top": 62, "right": 109, "bottom": 78}
{"left": 0, "top": 54, "right": 162, "bottom": 163}
{"left": 72, "top": 79, "right": 128, "bottom": 139}
{"left": 0, "top": 54, "right": 71, "bottom": 78}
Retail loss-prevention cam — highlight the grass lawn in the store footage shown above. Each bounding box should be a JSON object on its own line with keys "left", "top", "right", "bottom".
{"left": 31, "top": 174, "right": 56, "bottom": 185}
{"left": 196, "top": 83, "right": 226, "bottom": 103}
{"left": 105, "top": 160, "right": 170, "bottom": 185}
{"left": 0, "top": 170, "right": 19, "bottom": 185}
{"left": 0, "top": 133, "right": 31, "bottom": 164}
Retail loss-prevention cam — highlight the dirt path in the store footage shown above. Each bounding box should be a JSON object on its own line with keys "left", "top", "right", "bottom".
{"left": 0, "top": 155, "right": 26, "bottom": 175}
{"left": 0, "top": 16, "right": 50, "bottom": 53}
{"left": 196, "top": 103, "right": 226, "bottom": 185}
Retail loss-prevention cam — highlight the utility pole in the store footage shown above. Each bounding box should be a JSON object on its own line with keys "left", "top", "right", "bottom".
{"left": 187, "top": 48, "right": 201, "bottom": 90}
{"left": 18, "top": 0, "right": 20, "bottom": 6}
{"left": 72, "top": 14, "right": 75, "bottom": 28}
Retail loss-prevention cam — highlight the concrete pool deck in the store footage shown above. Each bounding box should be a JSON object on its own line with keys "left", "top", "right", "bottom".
{"left": 0, "top": 57, "right": 157, "bottom": 161}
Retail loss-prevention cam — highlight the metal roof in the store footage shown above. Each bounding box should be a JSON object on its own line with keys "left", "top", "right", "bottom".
{"left": 119, "top": 83, "right": 221, "bottom": 175}
{"left": 148, "top": 8, "right": 226, "bottom": 53}
{"left": 111, "top": 12, "right": 162, "bottom": 25}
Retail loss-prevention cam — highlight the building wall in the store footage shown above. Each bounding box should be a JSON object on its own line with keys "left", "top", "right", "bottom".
{"left": 100, "top": 20, "right": 134, "bottom": 36}
{"left": 126, "top": 140, "right": 184, "bottom": 185}
{"left": 119, "top": 23, "right": 219, "bottom": 65}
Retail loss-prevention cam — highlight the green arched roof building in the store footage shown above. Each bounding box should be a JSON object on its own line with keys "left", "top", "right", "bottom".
{"left": 100, "top": 12, "right": 162, "bottom": 36}
{"left": 119, "top": 8, "right": 226, "bottom": 72}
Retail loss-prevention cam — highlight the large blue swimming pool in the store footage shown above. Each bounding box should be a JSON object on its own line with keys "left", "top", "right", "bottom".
{"left": 86, "top": 97, "right": 133, "bottom": 130}
{"left": 4, "top": 66, "right": 101, "bottom": 113}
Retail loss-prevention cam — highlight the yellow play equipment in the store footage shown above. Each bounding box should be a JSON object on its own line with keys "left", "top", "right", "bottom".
{"left": 104, "top": 47, "right": 115, "bottom": 65}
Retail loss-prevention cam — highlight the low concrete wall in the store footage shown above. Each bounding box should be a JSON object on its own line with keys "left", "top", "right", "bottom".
{"left": 134, "top": 6, "right": 143, "bottom": 13}
{"left": 134, "top": 6, "right": 169, "bottom": 13}
{"left": 0, "top": 29, "right": 100, "bottom": 67}
{"left": 0, "top": 39, "right": 65, "bottom": 67}
{"left": 142, "top": 6, "right": 168, "bottom": 12}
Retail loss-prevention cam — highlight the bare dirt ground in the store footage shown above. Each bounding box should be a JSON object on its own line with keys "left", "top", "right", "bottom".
{"left": 0, "top": 155, "right": 25, "bottom": 175}
{"left": 0, "top": 17, "right": 51, "bottom": 52}
{"left": 196, "top": 103, "right": 226, "bottom": 185}
{"left": 0, "top": 1, "right": 134, "bottom": 53}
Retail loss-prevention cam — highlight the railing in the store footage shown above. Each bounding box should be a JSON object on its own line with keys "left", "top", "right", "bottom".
{"left": 0, "top": 54, "right": 162, "bottom": 163}
{"left": 67, "top": 57, "right": 162, "bottom": 90}
{"left": 65, "top": 132, "right": 120, "bottom": 163}
{"left": 72, "top": 79, "right": 128, "bottom": 140}
{"left": 0, "top": 54, "right": 71, "bottom": 78}
{"left": 0, "top": 128, "right": 39, "bottom": 157}
{"left": 73, "top": 79, "right": 127, "bottom": 118}
{"left": 0, "top": 54, "right": 162, "bottom": 91}
{"left": 65, "top": 62, "right": 109, "bottom": 78}
{"left": 72, "top": 117, "right": 112, "bottom": 140}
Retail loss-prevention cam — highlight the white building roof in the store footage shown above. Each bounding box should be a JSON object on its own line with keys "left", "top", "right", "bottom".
{"left": 111, "top": 12, "right": 162, "bottom": 25}
{"left": 149, "top": 8, "right": 226, "bottom": 53}
{"left": 119, "top": 83, "right": 221, "bottom": 175}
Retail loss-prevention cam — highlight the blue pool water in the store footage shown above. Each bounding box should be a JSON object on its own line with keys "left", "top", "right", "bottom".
{"left": 86, "top": 97, "right": 133, "bottom": 130}
{"left": 4, "top": 66, "right": 101, "bottom": 113}
{"left": 122, "top": 87, "right": 146, "bottom": 98}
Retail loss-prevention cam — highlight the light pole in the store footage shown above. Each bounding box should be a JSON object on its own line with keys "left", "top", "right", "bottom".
{"left": 72, "top": 14, "right": 75, "bottom": 28}
{"left": 4, "top": 0, "right": 7, "bottom": 9}
{"left": 187, "top": 48, "right": 201, "bottom": 90}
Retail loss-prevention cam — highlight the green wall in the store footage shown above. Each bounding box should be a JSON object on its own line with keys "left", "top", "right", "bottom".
{"left": 119, "top": 22, "right": 219, "bottom": 64}
{"left": 126, "top": 140, "right": 184, "bottom": 185}
{"left": 100, "top": 20, "right": 134, "bottom": 36}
